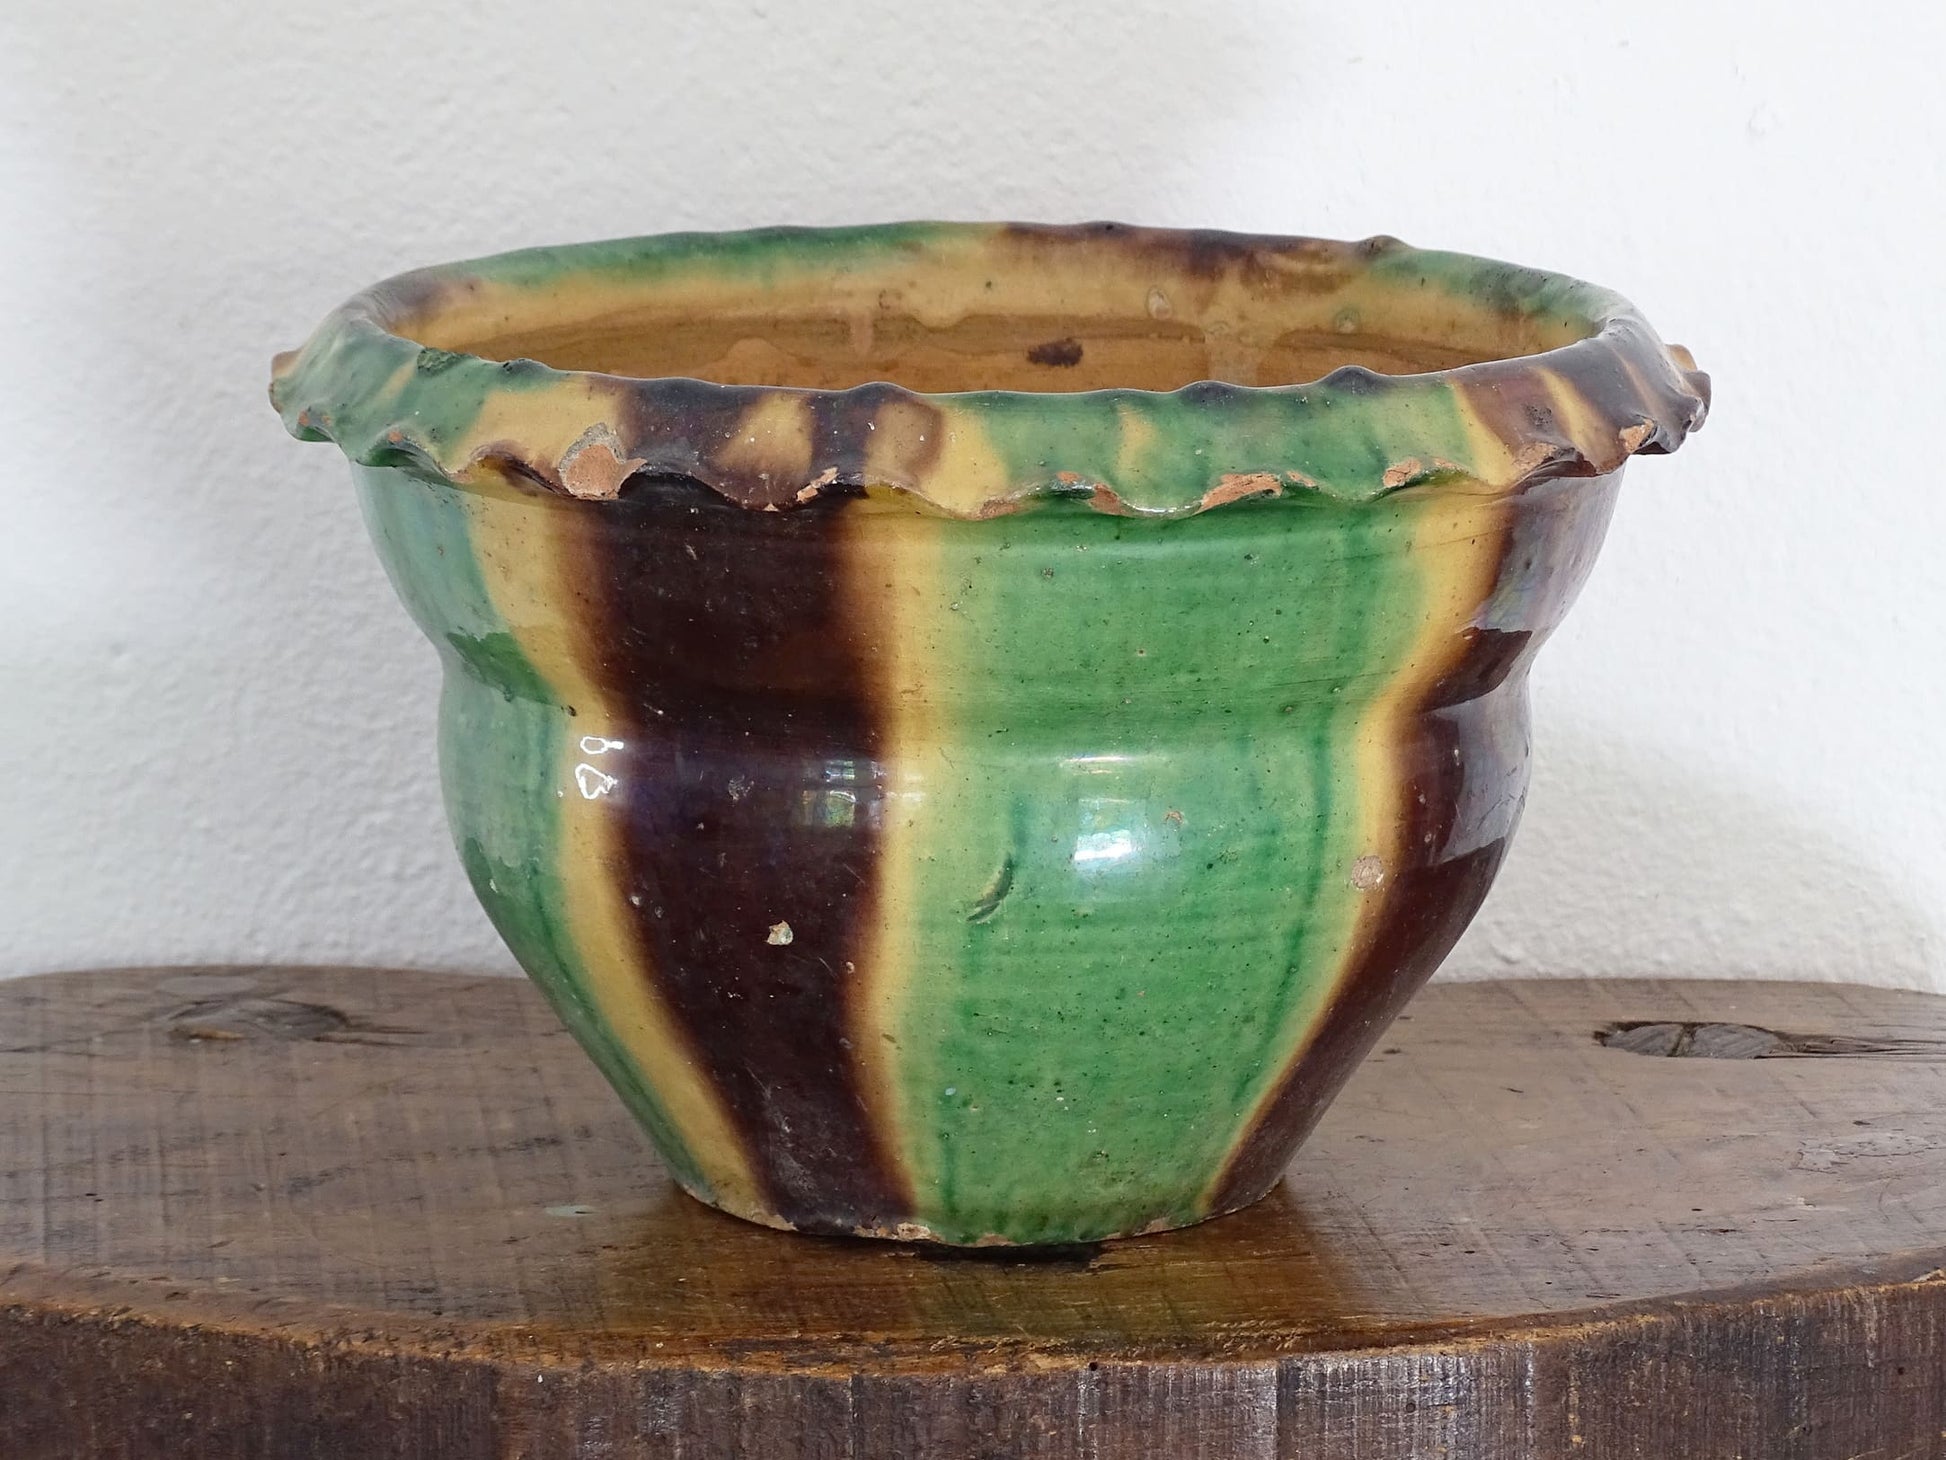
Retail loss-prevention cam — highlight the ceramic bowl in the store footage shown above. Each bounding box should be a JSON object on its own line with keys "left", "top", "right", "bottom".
{"left": 271, "top": 223, "right": 1707, "bottom": 1245}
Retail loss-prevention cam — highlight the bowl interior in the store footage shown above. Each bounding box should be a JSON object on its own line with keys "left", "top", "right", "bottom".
{"left": 401, "top": 227, "right": 1598, "bottom": 394}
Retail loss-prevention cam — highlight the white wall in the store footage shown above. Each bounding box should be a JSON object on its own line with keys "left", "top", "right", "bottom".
{"left": 2, "top": 2, "right": 1941, "bottom": 986}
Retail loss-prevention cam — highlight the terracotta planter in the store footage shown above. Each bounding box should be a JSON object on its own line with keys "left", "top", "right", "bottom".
{"left": 271, "top": 223, "right": 1707, "bottom": 1245}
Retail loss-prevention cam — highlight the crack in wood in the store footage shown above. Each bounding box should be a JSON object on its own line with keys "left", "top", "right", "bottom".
{"left": 1598, "top": 1019, "right": 1946, "bottom": 1060}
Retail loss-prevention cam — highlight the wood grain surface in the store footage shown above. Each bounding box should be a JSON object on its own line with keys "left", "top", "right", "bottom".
{"left": 2, "top": 967, "right": 1944, "bottom": 1458}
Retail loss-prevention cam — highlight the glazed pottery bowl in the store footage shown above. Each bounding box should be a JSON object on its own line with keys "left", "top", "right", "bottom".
{"left": 271, "top": 223, "right": 1707, "bottom": 1245}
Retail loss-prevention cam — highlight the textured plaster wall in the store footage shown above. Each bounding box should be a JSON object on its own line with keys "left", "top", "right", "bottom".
{"left": 1, "top": 2, "right": 1941, "bottom": 986}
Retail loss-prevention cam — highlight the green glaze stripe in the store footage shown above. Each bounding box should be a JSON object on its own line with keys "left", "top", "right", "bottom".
{"left": 863, "top": 494, "right": 1440, "bottom": 1243}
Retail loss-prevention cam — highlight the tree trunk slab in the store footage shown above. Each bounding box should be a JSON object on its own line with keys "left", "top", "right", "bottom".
{"left": 2, "top": 967, "right": 1942, "bottom": 1457}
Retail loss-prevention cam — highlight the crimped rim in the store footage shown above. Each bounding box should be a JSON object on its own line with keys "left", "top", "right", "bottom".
{"left": 269, "top": 221, "right": 1709, "bottom": 518}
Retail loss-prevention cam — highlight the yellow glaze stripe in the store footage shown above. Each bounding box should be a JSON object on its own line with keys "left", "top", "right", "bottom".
{"left": 840, "top": 492, "right": 950, "bottom": 1209}
{"left": 460, "top": 477, "right": 764, "bottom": 1214}
{"left": 1203, "top": 486, "right": 1508, "bottom": 1209}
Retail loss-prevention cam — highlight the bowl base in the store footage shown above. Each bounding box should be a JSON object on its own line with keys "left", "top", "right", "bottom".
{"left": 669, "top": 1176, "right": 1278, "bottom": 1247}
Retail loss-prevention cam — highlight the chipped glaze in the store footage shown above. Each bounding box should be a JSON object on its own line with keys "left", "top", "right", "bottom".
{"left": 274, "top": 222, "right": 1706, "bottom": 1244}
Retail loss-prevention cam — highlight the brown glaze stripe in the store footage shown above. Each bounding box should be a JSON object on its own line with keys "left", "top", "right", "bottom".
{"left": 566, "top": 478, "right": 910, "bottom": 1233}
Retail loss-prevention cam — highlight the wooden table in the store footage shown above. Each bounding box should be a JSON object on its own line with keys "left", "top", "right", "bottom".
{"left": 2, "top": 967, "right": 1943, "bottom": 1458}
